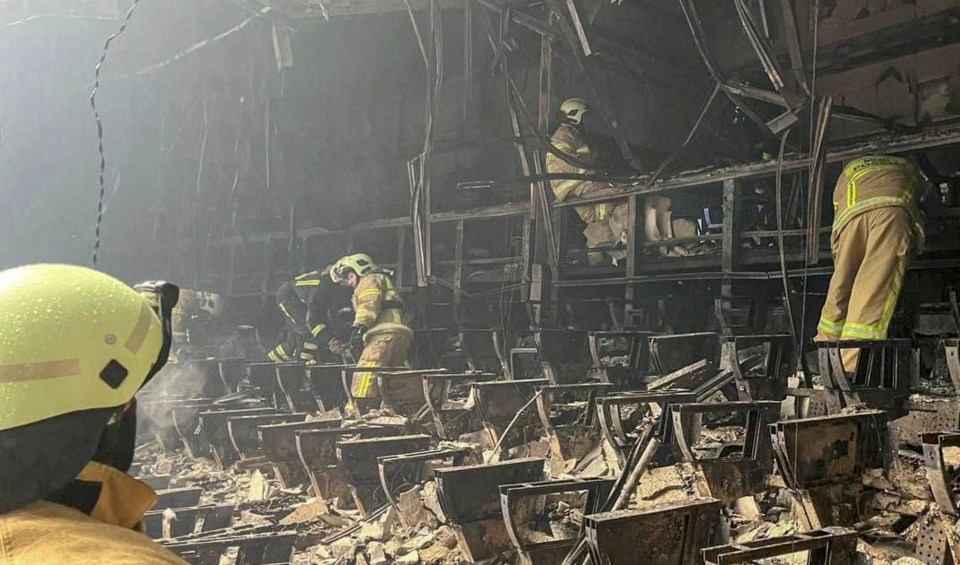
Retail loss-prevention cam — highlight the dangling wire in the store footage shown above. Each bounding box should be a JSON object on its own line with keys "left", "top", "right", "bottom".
{"left": 90, "top": 0, "right": 143, "bottom": 268}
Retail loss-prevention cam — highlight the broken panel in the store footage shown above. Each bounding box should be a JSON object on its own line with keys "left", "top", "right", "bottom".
{"left": 378, "top": 448, "right": 471, "bottom": 524}
{"left": 472, "top": 378, "right": 549, "bottom": 451}
{"left": 771, "top": 411, "right": 889, "bottom": 490}
{"left": 336, "top": 434, "right": 432, "bottom": 514}
{"left": 584, "top": 498, "right": 722, "bottom": 565}
{"left": 500, "top": 477, "right": 614, "bottom": 565}
{"left": 275, "top": 364, "right": 320, "bottom": 413}
{"left": 458, "top": 329, "right": 510, "bottom": 375}
{"left": 198, "top": 408, "right": 282, "bottom": 469}
{"left": 597, "top": 390, "right": 697, "bottom": 466}
{"left": 305, "top": 364, "right": 350, "bottom": 412}
{"left": 535, "top": 383, "right": 613, "bottom": 463}
{"left": 422, "top": 371, "right": 498, "bottom": 440}
{"left": 701, "top": 527, "right": 857, "bottom": 564}
{"left": 143, "top": 504, "right": 234, "bottom": 540}
{"left": 435, "top": 458, "right": 545, "bottom": 562}
{"left": 588, "top": 330, "right": 657, "bottom": 390}
{"left": 376, "top": 369, "right": 449, "bottom": 417}
{"left": 164, "top": 531, "right": 298, "bottom": 565}
{"left": 650, "top": 333, "right": 719, "bottom": 376}
{"left": 227, "top": 413, "right": 308, "bottom": 461}
{"left": 295, "top": 426, "right": 394, "bottom": 507}
{"left": 259, "top": 418, "right": 344, "bottom": 488}
{"left": 722, "top": 334, "right": 794, "bottom": 401}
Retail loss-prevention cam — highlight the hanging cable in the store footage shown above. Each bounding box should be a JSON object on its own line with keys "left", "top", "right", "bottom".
{"left": 90, "top": 0, "right": 144, "bottom": 268}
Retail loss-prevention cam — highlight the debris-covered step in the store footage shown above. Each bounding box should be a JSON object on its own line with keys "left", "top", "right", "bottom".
{"left": 435, "top": 457, "right": 545, "bottom": 561}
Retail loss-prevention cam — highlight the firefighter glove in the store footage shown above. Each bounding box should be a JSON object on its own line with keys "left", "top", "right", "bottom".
{"left": 349, "top": 325, "right": 367, "bottom": 355}
{"left": 327, "top": 338, "right": 347, "bottom": 356}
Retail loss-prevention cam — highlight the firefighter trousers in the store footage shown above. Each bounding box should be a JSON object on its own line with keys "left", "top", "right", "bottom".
{"left": 816, "top": 206, "right": 913, "bottom": 372}
{"left": 351, "top": 330, "right": 413, "bottom": 412}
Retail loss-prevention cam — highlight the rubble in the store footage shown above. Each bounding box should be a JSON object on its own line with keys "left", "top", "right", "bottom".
{"left": 134, "top": 337, "right": 960, "bottom": 564}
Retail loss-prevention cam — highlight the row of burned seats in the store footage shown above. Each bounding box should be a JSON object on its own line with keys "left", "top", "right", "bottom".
{"left": 132, "top": 330, "right": 936, "bottom": 564}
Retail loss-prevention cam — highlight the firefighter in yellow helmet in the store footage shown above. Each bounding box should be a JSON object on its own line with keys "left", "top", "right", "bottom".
{"left": 331, "top": 254, "right": 413, "bottom": 414}
{"left": 268, "top": 266, "right": 351, "bottom": 364}
{"left": 0, "top": 264, "right": 189, "bottom": 564}
{"left": 547, "top": 98, "right": 628, "bottom": 266}
{"left": 816, "top": 155, "right": 928, "bottom": 372}
{"left": 170, "top": 289, "right": 223, "bottom": 362}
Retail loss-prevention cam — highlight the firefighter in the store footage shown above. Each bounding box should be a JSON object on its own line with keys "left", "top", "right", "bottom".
{"left": 547, "top": 98, "right": 628, "bottom": 266}
{"left": 170, "top": 289, "right": 223, "bottom": 361}
{"left": 0, "top": 264, "right": 188, "bottom": 564}
{"left": 268, "top": 266, "right": 350, "bottom": 364}
{"left": 816, "top": 155, "right": 927, "bottom": 372}
{"left": 331, "top": 253, "right": 413, "bottom": 414}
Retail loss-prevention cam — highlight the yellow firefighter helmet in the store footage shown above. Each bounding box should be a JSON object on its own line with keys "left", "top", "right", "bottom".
{"left": 0, "top": 264, "right": 176, "bottom": 513}
{"left": 330, "top": 253, "right": 377, "bottom": 283}
{"left": 560, "top": 98, "right": 590, "bottom": 125}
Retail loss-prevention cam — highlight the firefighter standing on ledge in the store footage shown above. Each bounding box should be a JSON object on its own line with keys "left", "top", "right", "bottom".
{"left": 816, "top": 155, "right": 928, "bottom": 372}
{"left": 331, "top": 253, "right": 413, "bottom": 414}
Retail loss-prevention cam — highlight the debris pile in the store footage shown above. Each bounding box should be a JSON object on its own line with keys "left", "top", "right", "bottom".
{"left": 133, "top": 331, "right": 960, "bottom": 563}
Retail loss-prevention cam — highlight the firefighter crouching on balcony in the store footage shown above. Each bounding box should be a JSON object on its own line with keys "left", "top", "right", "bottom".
{"left": 0, "top": 264, "right": 189, "bottom": 564}
{"left": 547, "top": 98, "right": 629, "bottom": 266}
{"left": 816, "top": 155, "right": 928, "bottom": 372}
{"left": 268, "top": 266, "right": 350, "bottom": 364}
{"left": 331, "top": 253, "right": 413, "bottom": 415}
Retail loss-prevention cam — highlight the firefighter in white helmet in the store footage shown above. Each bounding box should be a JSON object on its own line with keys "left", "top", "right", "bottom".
{"left": 547, "top": 98, "right": 628, "bottom": 265}
{"left": 331, "top": 253, "right": 413, "bottom": 414}
{"left": 0, "top": 264, "right": 188, "bottom": 564}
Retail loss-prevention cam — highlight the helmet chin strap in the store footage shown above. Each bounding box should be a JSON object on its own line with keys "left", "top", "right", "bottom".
{"left": 91, "top": 402, "right": 137, "bottom": 473}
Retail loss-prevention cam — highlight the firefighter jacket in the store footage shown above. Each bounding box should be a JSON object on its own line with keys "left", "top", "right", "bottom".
{"left": 0, "top": 462, "right": 189, "bottom": 564}
{"left": 283, "top": 267, "right": 350, "bottom": 342}
{"left": 831, "top": 155, "right": 926, "bottom": 253}
{"left": 351, "top": 271, "right": 412, "bottom": 340}
{"left": 546, "top": 123, "right": 612, "bottom": 223}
